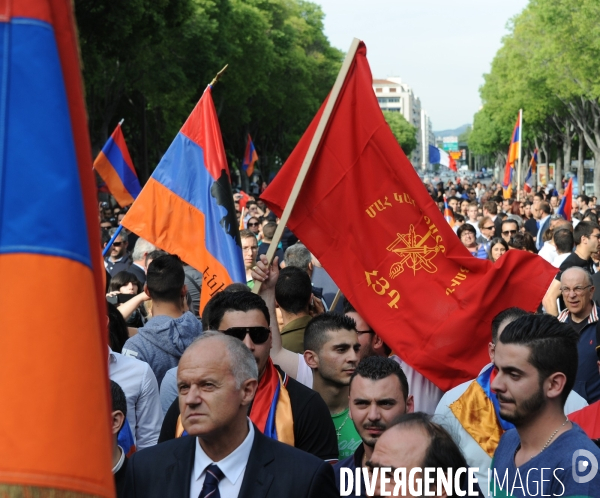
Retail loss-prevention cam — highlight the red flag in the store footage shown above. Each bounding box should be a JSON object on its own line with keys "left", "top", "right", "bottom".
{"left": 239, "top": 190, "right": 251, "bottom": 210}
{"left": 449, "top": 154, "right": 457, "bottom": 172}
{"left": 261, "top": 42, "right": 557, "bottom": 391}
{"left": 557, "top": 177, "right": 573, "bottom": 221}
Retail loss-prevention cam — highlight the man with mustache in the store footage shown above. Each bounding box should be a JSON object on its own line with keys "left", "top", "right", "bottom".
{"left": 333, "top": 356, "right": 413, "bottom": 497}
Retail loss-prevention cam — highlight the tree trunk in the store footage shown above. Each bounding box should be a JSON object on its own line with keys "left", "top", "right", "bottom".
{"left": 578, "top": 136, "right": 585, "bottom": 197}
{"left": 555, "top": 150, "right": 563, "bottom": 189}
{"left": 564, "top": 118, "right": 573, "bottom": 173}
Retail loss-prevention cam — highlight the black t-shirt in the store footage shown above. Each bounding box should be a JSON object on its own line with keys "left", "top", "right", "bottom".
{"left": 555, "top": 252, "right": 594, "bottom": 281}
{"left": 158, "top": 366, "right": 339, "bottom": 461}
{"left": 567, "top": 315, "right": 591, "bottom": 335}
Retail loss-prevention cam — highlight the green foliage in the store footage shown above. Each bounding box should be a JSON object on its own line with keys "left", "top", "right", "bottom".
{"left": 382, "top": 111, "right": 417, "bottom": 157}
{"left": 75, "top": 0, "right": 343, "bottom": 181}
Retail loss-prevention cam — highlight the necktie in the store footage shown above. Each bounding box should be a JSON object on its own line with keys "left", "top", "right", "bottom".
{"left": 198, "top": 464, "right": 224, "bottom": 498}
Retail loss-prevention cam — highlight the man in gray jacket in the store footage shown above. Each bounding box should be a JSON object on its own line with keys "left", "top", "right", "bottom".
{"left": 122, "top": 254, "right": 203, "bottom": 385}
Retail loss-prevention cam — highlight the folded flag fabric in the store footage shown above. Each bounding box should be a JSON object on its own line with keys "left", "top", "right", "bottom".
{"left": 261, "top": 42, "right": 557, "bottom": 391}
{"left": 523, "top": 149, "right": 537, "bottom": 193}
{"left": 0, "top": 1, "right": 113, "bottom": 496}
{"left": 121, "top": 85, "right": 245, "bottom": 313}
{"left": 557, "top": 177, "right": 573, "bottom": 221}
{"left": 429, "top": 145, "right": 457, "bottom": 172}
{"left": 502, "top": 116, "right": 520, "bottom": 199}
{"left": 243, "top": 134, "right": 258, "bottom": 177}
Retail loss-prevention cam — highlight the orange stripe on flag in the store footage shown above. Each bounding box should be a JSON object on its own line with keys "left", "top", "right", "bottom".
{"left": 121, "top": 178, "right": 234, "bottom": 311}
{"left": 94, "top": 151, "right": 136, "bottom": 207}
{"left": 0, "top": 254, "right": 112, "bottom": 496}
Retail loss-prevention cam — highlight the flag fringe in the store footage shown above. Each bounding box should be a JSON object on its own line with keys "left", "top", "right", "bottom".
{"left": 0, "top": 485, "right": 99, "bottom": 498}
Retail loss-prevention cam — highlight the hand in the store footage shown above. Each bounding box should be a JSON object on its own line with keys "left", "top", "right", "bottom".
{"left": 251, "top": 254, "right": 279, "bottom": 291}
{"left": 106, "top": 291, "right": 121, "bottom": 297}
{"left": 308, "top": 294, "right": 325, "bottom": 317}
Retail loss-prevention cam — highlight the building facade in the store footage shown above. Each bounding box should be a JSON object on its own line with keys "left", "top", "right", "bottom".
{"left": 372, "top": 77, "right": 432, "bottom": 170}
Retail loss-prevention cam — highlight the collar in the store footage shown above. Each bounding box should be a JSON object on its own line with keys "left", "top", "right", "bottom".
{"left": 539, "top": 214, "right": 551, "bottom": 226}
{"left": 353, "top": 443, "right": 366, "bottom": 468}
{"left": 281, "top": 315, "right": 312, "bottom": 334}
{"left": 133, "top": 262, "right": 145, "bottom": 271}
{"left": 558, "top": 303, "right": 599, "bottom": 324}
{"left": 112, "top": 446, "right": 125, "bottom": 474}
{"left": 108, "top": 346, "right": 117, "bottom": 364}
{"left": 193, "top": 420, "right": 254, "bottom": 486}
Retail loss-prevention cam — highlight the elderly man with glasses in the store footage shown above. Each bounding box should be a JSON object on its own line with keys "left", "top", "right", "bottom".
{"left": 558, "top": 267, "right": 600, "bottom": 403}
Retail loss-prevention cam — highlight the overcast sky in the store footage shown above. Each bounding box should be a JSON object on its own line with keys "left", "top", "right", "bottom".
{"left": 316, "top": 0, "right": 529, "bottom": 131}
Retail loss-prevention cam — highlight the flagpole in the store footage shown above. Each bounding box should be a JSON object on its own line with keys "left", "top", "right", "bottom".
{"left": 210, "top": 64, "right": 229, "bottom": 86}
{"left": 253, "top": 37, "right": 362, "bottom": 294}
{"left": 517, "top": 109, "right": 523, "bottom": 201}
{"left": 102, "top": 224, "right": 124, "bottom": 257}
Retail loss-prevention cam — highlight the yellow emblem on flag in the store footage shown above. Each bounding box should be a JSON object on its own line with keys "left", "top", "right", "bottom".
{"left": 386, "top": 224, "right": 443, "bottom": 278}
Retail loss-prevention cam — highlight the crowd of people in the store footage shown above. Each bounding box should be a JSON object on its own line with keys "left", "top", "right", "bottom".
{"left": 99, "top": 176, "right": 600, "bottom": 497}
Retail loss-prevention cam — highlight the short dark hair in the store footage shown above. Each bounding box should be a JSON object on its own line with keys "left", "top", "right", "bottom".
{"left": 539, "top": 201, "right": 552, "bottom": 216}
{"left": 574, "top": 221, "right": 600, "bottom": 245}
{"left": 491, "top": 307, "right": 528, "bottom": 344}
{"left": 110, "top": 380, "right": 127, "bottom": 418}
{"left": 223, "top": 282, "right": 252, "bottom": 293}
{"left": 145, "top": 249, "right": 168, "bottom": 267}
{"left": 350, "top": 356, "right": 409, "bottom": 401}
{"left": 578, "top": 194, "right": 590, "bottom": 205}
{"left": 146, "top": 254, "right": 185, "bottom": 303}
{"left": 508, "top": 233, "right": 536, "bottom": 253}
{"left": 554, "top": 228, "right": 574, "bottom": 254}
{"left": 343, "top": 298, "right": 356, "bottom": 314}
{"left": 383, "top": 413, "right": 470, "bottom": 493}
{"left": 304, "top": 312, "right": 356, "bottom": 353}
{"left": 107, "top": 301, "right": 130, "bottom": 353}
{"left": 108, "top": 271, "right": 142, "bottom": 293}
{"left": 456, "top": 224, "right": 476, "bottom": 238}
{"left": 262, "top": 222, "right": 277, "bottom": 240}
{"left": 499, "top": 314, "right": 578, "bottom": 404}
{"left": 202, "top": 290, "right": 270, "bottom": 330}
{"left": 501, "top": 219, "right": 519, "bottom": 231}
{"left": 275, "top": 266, "right": 312, "bottom": 314}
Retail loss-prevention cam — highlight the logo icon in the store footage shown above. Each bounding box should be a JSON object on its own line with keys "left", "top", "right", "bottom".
{"left": 572, "top": 449, "right": 598, "bottom": 484}
{"left": 386, "top": 224, "right": 443, "bottom": 278}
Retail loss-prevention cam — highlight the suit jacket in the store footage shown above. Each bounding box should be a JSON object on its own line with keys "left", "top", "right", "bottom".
{"left": 493, "top": 215, "right": 503, "bottom": 238}
{"left": 536, "top": 216, "right": 551, "bottom": 250}
{"left": 124, "top": 427, "right": 339, "bottom": 498}
{"left": 128, "top": 263, "right": 146, "bottom": 286}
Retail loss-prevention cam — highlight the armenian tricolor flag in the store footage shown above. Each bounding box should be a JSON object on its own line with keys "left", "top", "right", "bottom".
{"left": 557, "top": 177, "right": 573, "bottom": 221}
{"left": 443, "top": 195, "right": 455, "bottom": 227}
{"left": 94, "top": 122, "right": 141, "bottom": 207}
{"left": 523, "top": 148, "right": 537, "bottom": 193}
{"left": 121, "top": 85, "right": 245, "bottom": 312}
{"left": 243, "top": 134, "right": 258, "bottom": 177}
{"left": 0, "top": 1, "right": 114, "bottom": 496}
{"left": 502, "top": 114, "right": 521, "bottom": 199}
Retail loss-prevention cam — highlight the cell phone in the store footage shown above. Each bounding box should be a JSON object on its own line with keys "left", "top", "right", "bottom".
{"left": 106, "top": 295, "right": 118, "bottom": 305}
{"left": 117, "top": 294, "right": 136, "bottom": 304}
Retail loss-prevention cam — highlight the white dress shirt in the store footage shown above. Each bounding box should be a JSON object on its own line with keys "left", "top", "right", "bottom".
{"left": 108, "top": 347, "right": 163, "bottom": 449}
{"left": 190, "top": 421, "right": 255, "bottom": 498}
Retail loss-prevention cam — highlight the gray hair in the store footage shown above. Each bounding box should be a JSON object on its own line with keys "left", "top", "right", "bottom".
{"left": 132, "top": 237, "right": 157, "bottom": 262}
{"left": 284, "top": 243, "right": 312, "bottom": 271}
{"left": 109, "top": 226, "right": 129, "bottom": 240}
{"left": 506, "top": 215, "right": 523, "bottom": 228}
{"left": 190, "top": 331, "right": 258, "bottom": 388}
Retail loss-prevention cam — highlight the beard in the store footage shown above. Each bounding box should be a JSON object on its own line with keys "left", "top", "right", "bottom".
{"left": 497, "top": 384, "right": 545, "bottom": 425}
{"left": 361, "top": 421, "right": 387, "bottom": 448}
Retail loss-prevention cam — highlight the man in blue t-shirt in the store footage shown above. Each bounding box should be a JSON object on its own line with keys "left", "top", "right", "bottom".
{"left": 490, "top": 314, "right": 600, "bottom": 497}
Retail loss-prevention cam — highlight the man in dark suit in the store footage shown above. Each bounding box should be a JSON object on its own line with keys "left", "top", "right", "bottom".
{"left": 124, "top": 332, "right": 338, "bottom": 498}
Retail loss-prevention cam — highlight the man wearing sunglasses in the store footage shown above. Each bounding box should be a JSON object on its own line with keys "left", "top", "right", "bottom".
{"left": 500, "top": 218, "right": 519, "bottom": 244}
{"left": 104, "top": 227, "right": 132, "bottom": 277}
{"left": 558, "top": 267, "right": 600, "bottom": 403}
{"left": 158, "top": 290, "right": 338, "bottom": 462}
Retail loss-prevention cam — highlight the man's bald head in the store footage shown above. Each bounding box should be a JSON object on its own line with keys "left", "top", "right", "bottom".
{"left": 560, "top": 266, "right": 593, "bottom": 287}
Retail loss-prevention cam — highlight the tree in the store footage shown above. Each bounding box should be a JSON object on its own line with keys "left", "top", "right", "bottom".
{"left": 382, "top": 111, "right": 417, "bottom": 157}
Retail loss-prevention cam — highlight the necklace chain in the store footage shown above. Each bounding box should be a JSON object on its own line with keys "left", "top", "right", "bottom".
{"left": 541, "top": 416, "right": 569, "bottom": 451}
{"left": 335, "top": 412, "right": 350, "bottom": 439}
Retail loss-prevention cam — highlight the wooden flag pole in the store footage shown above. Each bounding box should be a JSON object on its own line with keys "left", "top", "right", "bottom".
{"left": 517, "top": 108, "right": 523, "bottom": 201}
{"left": 330, "top": 289, "right": 343, "bottom": 311}
{"left": 253, "top": 38, "right": 361, "bottom": 294}
{"left": 210, "top": 65, "right": 229, "bottom": 86}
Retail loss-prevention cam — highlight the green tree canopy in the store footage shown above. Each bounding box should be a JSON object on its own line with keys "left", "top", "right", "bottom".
{"left": 382, "top": 111, "right": 417, "bottom": 157}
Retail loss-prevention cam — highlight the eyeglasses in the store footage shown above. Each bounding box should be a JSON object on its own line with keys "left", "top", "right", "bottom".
{"left": 248, "top": 222, "right": 259, "bottom": 227}
{"left": 483, "top": 226, "right": 495, "bottom": 230}
{"left": 112, "top": 242, "right": 122, "bottom": 247}
{"left": 560, "top": 285, "right": 592, "bottom": 295}
{"left": 502, "top": 230, "right": 517, "bottom": 235}
{"left": 220, "top": 326, "right": 271, "bottom": 344}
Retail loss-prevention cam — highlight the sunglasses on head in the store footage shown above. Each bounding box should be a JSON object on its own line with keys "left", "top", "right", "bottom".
{"left": 220, "top": 326, "right": 270, "bottom": 344}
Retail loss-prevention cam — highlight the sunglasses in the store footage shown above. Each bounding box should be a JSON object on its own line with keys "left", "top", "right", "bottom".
{"left": 483, "top": 225, "right": 495, "bottom": 230}
{"left": 112, "top": 242, "right": 123, "bottom": 247}
{"left": 248, "top": 222, "right": 259, "bottom": 227}
{"left": 220, "top": 326, "right": 270, "bottom": 344}
{"left": 502, "top": 230, "right": 517, "bottom": 235}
